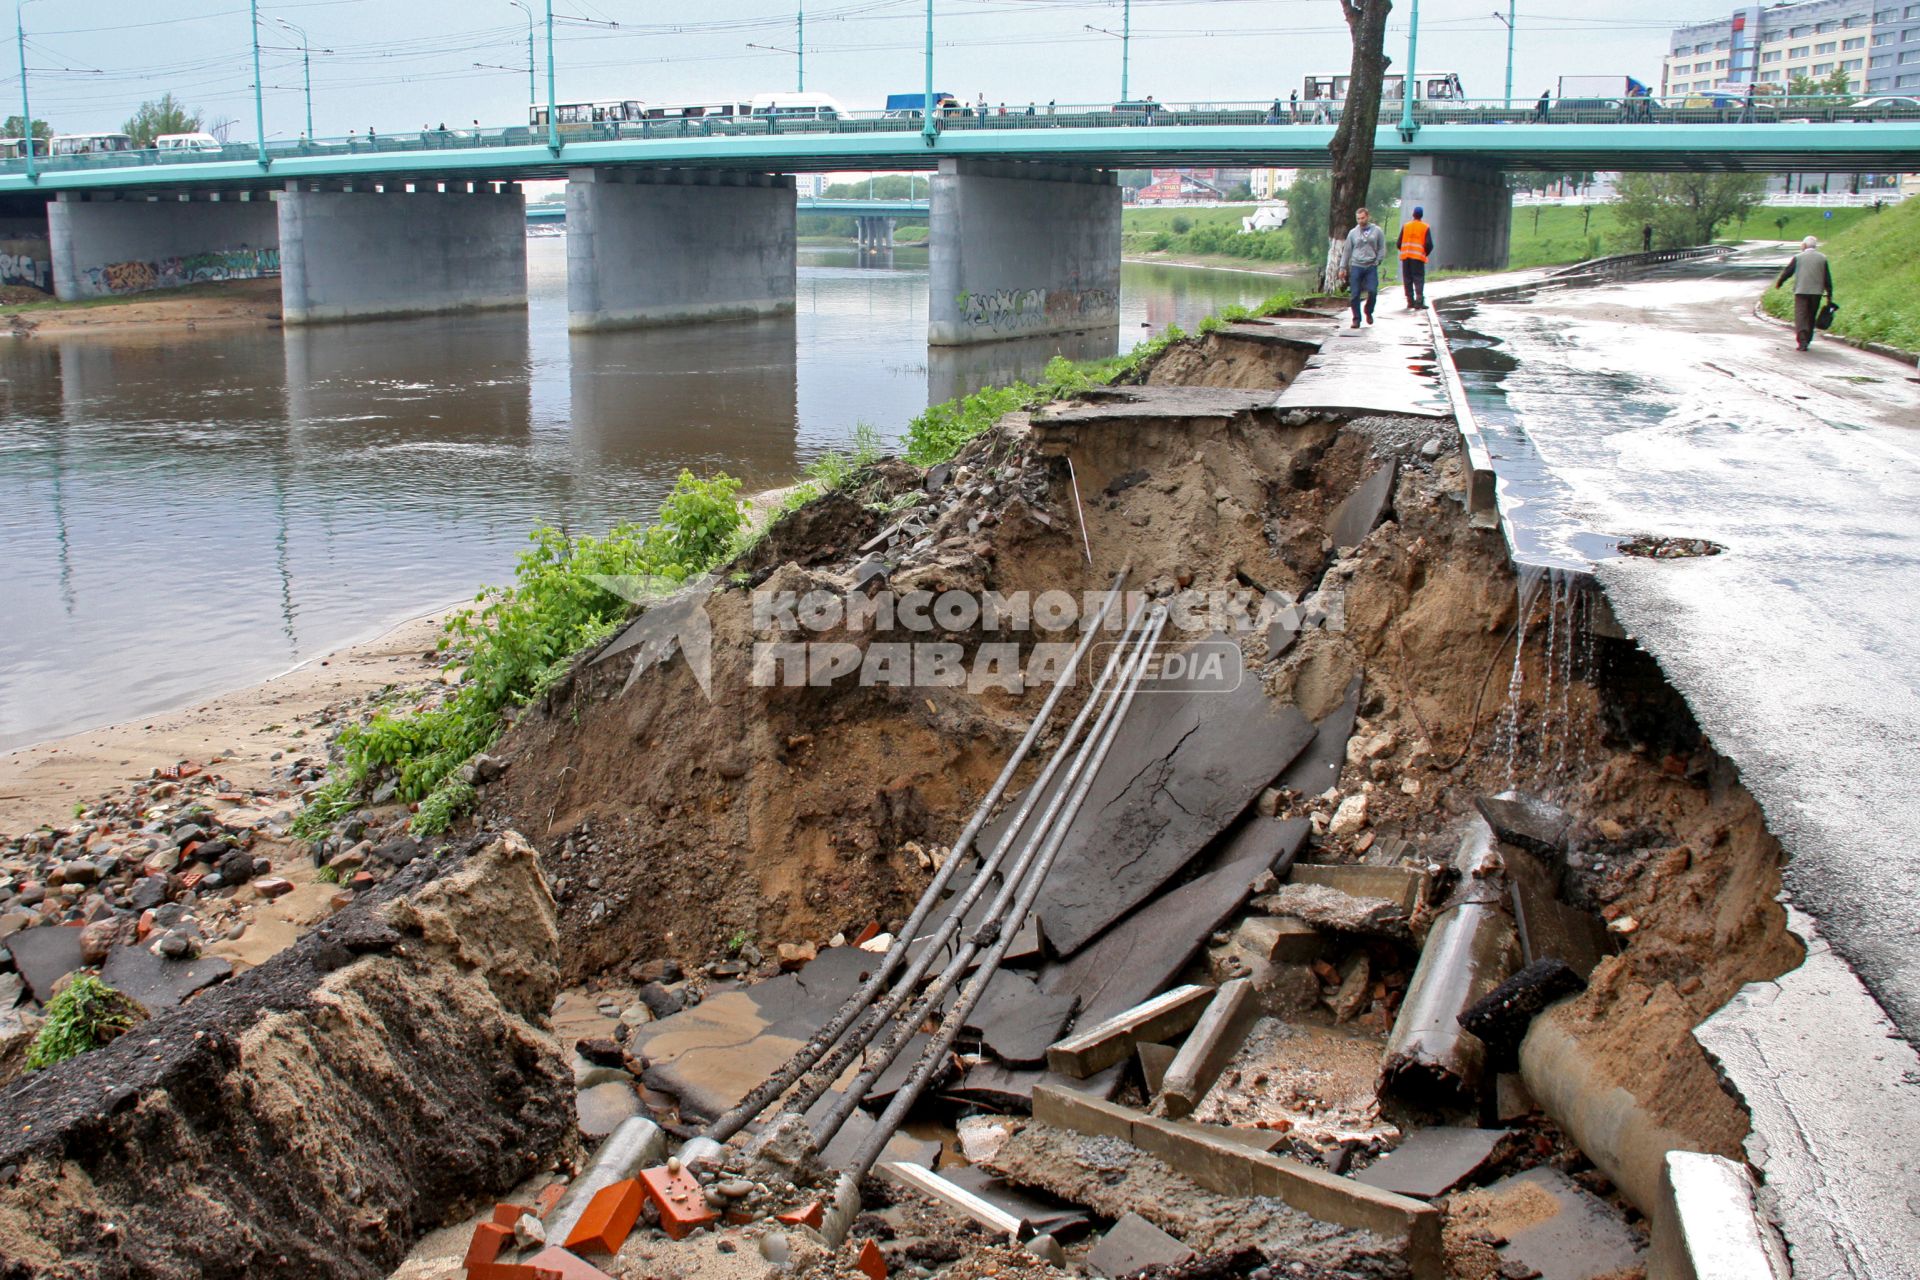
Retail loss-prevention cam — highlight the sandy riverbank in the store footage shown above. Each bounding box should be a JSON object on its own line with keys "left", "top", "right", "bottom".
{"left": 1, "top": 276, "right": 283, "bottom": 339}
{"left": 0, "top": 605, "right": 455, "bottom": 834}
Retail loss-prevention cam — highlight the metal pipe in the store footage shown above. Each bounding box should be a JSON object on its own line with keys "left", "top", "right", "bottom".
{"left": 828, "top": 607, "right": 1168, "bottom": 1193}
{"left": 786, "top": 595, "right": 1149, "bottom": 1128}
{"left": 815, "top": 607, "right": 1167, "bottom": 1155}
{"left": 702, "top": 567, "right": 1131, "bottom": 1143}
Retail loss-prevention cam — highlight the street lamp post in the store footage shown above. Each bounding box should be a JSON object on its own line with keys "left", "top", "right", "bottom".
{"left": 921, "top": 0, "right": 935, "bottom": 145}
{"left": 545, "top": 0, "right": 558, "bottom": 151}
{"left": 1398, "top": 0, "right": 1420, "bottom": 139}
{"left": 250, "top": 0, "right": 267, "bottom": 165}
{"left": 1121, "top": 0, "right": 1130, "bottom": 103}
{"left": 14, "top": 0, "right": 40, "bottom": 182}
{"left": 274, "top": 17, "right": 316, "bottom": 140}
{"left": 1084, "top": 17, "right": 1131, "bottom": 103}
{"left": 797, "top": 0, "right": 804, "bottom": 92}
{"left": 1492, "top": 4, "right": 1514, "bottom": 110}
{"left": 509, "top": 1, "right": 536, "bottom": 108}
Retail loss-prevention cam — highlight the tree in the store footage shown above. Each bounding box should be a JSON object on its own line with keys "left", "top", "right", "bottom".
{"left": 2, "top": 115, "right": 51, "bottom": 141}
{"left": 1611, "top": 172, "right": 1766, "bottom": 248}
{"left": 1325, "top": 0, "right": 1393, "bottom": 290}
{"left": 1288, "top": 167, "right": 1400, "bottom": 264}
{"left": 122, "top": 94, "right": 202, "bottom": 148}
{"left": 1788, "top": 68, "right": 1855, "bottom": 108}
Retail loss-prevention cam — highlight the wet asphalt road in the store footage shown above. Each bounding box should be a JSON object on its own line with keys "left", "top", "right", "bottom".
{"left": 1438, "top": 252, "right": 1920, "bottom": 1045}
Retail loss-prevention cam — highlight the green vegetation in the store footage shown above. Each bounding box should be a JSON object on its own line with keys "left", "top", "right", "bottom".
{"left": 302, "top": 472, "right": 749, "bottom": 834}
{"left": 123, "top": 93, "right": 203, "bottom": 148}
{"left": 27, "top": 976, "right": 143, "bottom": 1070}
{"left": 1612, "top": 173, "right": 1768, "bottom": 249}
{"left": 904, "top": 290, "right": 1298, "bottom": 466}
{"left": 1, "top": 114, "right": 51, "bottom": 141}
{"left": 1761, "top": 196, "right": 1920, "bottom": 354}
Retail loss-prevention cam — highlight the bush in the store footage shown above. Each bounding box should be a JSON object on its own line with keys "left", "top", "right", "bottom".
{"left": 1170, "top": 215, "right": 1193, "bottom": 235}
{"left": 311, "top": 470, "right": 749, "bottom": 831}
{"left": 27, "top": 976, "right": 144, "bottom": 1070}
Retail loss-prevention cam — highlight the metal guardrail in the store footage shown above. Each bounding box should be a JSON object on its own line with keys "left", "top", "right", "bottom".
{"left": 9, "top": 94, "right": 1920, "bottom": 180}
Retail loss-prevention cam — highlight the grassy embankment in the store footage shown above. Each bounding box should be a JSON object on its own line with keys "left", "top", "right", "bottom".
{"left": 1118, "top": 202, "right": 1879, "bottom": 277}
{"left": 1759, "top": 197, "right": 1920, "bottom": 354}
{"left": 289, "top": 288, "right": 1297, "bottom": 839}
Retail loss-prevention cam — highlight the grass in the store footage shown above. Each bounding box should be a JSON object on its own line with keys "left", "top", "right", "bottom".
{"left": 1759, "top": 197, "right": 1920, "bottom": 353}
{"left": 903, "top": 288, "right": 1299, "bottom": 465}
{"left": 27, "top": 976, "right": 143, "bottom": 1070}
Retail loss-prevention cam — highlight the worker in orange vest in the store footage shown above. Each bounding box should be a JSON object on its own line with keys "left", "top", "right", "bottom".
{"left": 1398, "top": 205, "right": 1433, "bottom": 309}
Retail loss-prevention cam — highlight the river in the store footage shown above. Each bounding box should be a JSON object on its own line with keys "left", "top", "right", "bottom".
{"left": 0, "top": 235, "right": 1302, "bottom": 751}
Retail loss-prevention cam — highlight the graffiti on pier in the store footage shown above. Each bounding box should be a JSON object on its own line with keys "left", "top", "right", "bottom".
{"left": 80, "top": 246, "right": 281, "bottom": 297}
{"left": 0, "top": 236, "right": 52, "bottom": 293}
{"left": 956, "top": 284, "right": 1119, "bottom": 334}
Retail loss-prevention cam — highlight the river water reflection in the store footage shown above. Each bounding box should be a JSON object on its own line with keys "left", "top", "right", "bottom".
{"left": 0, "top": 234, "right": 1300, "bottom": 749}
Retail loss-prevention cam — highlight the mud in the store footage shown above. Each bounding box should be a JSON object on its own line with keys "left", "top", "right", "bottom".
{"left": 0, "top": 832, "right": 575, "bottom": 1280}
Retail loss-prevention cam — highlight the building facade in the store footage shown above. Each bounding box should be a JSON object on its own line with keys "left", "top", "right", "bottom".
{"left": 1664, "top": 0, "right": 1920, "bottom": 97}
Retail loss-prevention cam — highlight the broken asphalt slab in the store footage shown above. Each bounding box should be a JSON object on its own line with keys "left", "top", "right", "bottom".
{"left": 1327, "top": 459, "right": 1398, "bottom": 556}
{"left": 98, "top": 943, "right": 232, "bottom": 1011}
{"left": 1475, "top": 792, "right": 1572, "bottom": 857}
{"left": 1273, "top": 675, "right": 1361, "bottom": 798}
{"left": 1086, "top": 1211, "right": 1194, "bottom": 1278}
{"left": 1467, "top": 1166, "right": 1643, "bottom": 1280}
{"left": 1353, "top": 1127, "right": 1506, "bottom": 1199}
{"left": 5, "top": 925, "right": 84, "bottom": 1004}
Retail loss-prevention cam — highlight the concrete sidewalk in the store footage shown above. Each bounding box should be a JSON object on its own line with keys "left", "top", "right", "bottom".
{"left": 1435, "top": 250, "right": 1920, "bottom": 1278}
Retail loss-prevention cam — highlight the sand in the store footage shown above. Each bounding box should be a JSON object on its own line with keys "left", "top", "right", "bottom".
{"left": 1, "top": 277, "right": 282, "bottom": 339}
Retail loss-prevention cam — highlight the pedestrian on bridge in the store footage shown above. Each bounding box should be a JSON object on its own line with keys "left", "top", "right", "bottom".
{"left": 1774, "top": 235, "right": 1837, "bottom": 351}
{"left": 1290, "top": 89, "right": 1300, "bottom": 122}
{"left": 1398, "top": 205, "right": 1433, "bottom": 309}
{"left": 1533, "top": 90, "right": 1551, "bottom": 123}
{"left": 1339, "top": 207, "right": 1386, "bottom": 329}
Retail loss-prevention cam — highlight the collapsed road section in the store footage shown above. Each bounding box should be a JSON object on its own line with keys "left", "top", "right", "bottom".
{"left": 0, "top": 306, "right": 1832, "bottom": 1279}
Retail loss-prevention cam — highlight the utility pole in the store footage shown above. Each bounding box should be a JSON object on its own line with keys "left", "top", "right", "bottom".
{"left": 798, "top": 0, "right": 805, "bottom": 92}
{"left": 1122, "top": 0, "right": 1130, "bottom": 104}
{"left": 1492, "top": 5, "right": 1514, "bottom": 110}
{"left": 921, "top": 0, "right": 935, "bottom": 145}
{"left": 1398, "top": 0, "right": 1420, "bottom": 139}
{"left": 510, "top": 1, "right": 536, "bottom": 108}
{"left": 274, "top": 17, "right": 317, "bottom": 140}
{"left": 15, "top": 0, "right": 39, "bottom": 182}
{"left": 545, "top": 0, "right": 558, "bottom": 151}
{"left": 250, "top": 0, "right": 268, "bottom": 165}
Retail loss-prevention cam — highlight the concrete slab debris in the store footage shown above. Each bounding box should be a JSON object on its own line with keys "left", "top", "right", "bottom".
{"left": 98, "top": 941, "right": 232, "bottom": 1011}
{"left": 881, "top": 1161, "right": 1022, "bottom": 1238}
{"left": 941, "top": 1058, "right": 1124, "bottom": 1111}
{"left": 1287, "top": 863, "right": 1426, "bottom": 916}
{"left": 1086, "top": 1211, "right": 1194, "bottom": 1278}
{"left": 1272, "top": 675, "right": 1361, "bottom": 798}
{"left": 1327, "top": 459, "right": 1398, "bottom": 555}
{"left": 1474, "top": 792, "right": 1572, "bottom": 857}
{"left": 1192, "top": 814, "right": 1310, "bottom": 881}
{"left": 1272, "top": 307, "right": 1451, "bottom": 420}
{"left": 1039, "top": 850, "right": 1281, "bottom": 1027}
{"left": 1190, "top": 1018, "right": 1395, "bottom": 1152}
{"left": 1028, "top": 676, "right": 1315, "bottom": 957}
{"left": 1235, "top": 916, "right": 1321, "bottom": 964}
{"left": 1648, "top": 1151, "right": 1790, "bottom": 1280}
{"left": 1466, "top": 1166, "right": 1644, "bottom": 1280}
{"left": 964, "top": 969, "right": 1077, "bottom": 1066}
{"left": 5, "top": 925, "right": 84, "bottom": 1004}
{"left": 1154, "top": 978, "right": 1258, "bottom": 1120}
{"left": 1136, "top": 1042, "right": 1177, "bottom": 1095}
{"left": 1505, "top": 847, "right": 1612, "bottom": 979}
{"left": 1256, "top": 882, "right": 1408, "bottom": 940}
{"left": 1045, "top": 983, "right": 1215, "bottom": 1079}
{"left": 1353, "top": 1127, "right": 1506, "bottom": 1199}
{"left": 940, "top": 1163, "right": 1091, "bottom": 1240}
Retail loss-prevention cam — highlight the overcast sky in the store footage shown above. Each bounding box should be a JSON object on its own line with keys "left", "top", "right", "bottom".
{"left": 10, "top": 0, "right": 1705, "bottom": 139}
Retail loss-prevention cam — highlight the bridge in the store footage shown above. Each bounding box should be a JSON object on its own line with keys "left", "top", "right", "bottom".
{"left": 9, "top": 104, "right": 1918, "bottom": 345}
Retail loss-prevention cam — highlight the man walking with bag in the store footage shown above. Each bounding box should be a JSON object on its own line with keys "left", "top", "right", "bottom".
{"left": 1398, "top": 205, "right": 1433, "bottom": 309}
{"left": 1773, "top": 235, "right": 1836, "bottom": 351}
{"left": 1338, "top": 207, "right": 1386, "bottom": 329}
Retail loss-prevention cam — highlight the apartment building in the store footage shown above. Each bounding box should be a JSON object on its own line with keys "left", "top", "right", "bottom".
{"left": 1664, "top": 0, "right": 1920, "bottom": 97}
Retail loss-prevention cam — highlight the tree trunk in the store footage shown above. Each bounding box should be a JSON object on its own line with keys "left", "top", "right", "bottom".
{"left": 1325, "top": 0, "right": 1394, "bottom": 292}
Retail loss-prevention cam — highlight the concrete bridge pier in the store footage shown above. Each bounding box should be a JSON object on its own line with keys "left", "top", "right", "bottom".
{"left": 1401, "top": 157, "right": 1511, "bottom": 272}
{"left": 566, "top": 168, "right": 796, "bottom": 332}
{"left": 48, "top": 190, "right": 278, "bottom": 300}
{"left": 928, "top": 159, "right": 1121, "bottom": 347}
{"left": 277, "top": 179, "right": 527, "bottom": 325}
{"left": 855, "top": 215, "right": 895, "bottom": 251}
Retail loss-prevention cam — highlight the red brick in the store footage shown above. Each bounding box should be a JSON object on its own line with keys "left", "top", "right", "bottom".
{"left": 853, "top": 921, "right": 881, "bottom": 946}
{"left": 255, "top": 877, "right": 294, "bottom": 899}
{"left": 177, "top": 869, "right": 206, "bottom": 892}
{"left": 637, "top": 1165, "right": 719, "bottom": 1240}
{"left": 463, "top": 1221, "right": 509, "bottom": 1271}
{"left": 491, "top": 1202, "right": 535, "bottom": 1227}
{"left": 564, "top": 1178, "right": 643, "bottom": 1254}
{"left": 534, "top": 1182, "right": 567, "bottom": 1219}
{"left": 526, "top": 1247, "right": 616, "bottom": 1280}
{"left": 857, "top": 1238, "right": 887, "bottom": 1280}
{"left": 775, "top": 1200, "right": 824, "bottom": 1229}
